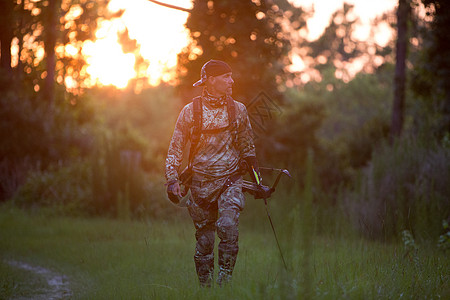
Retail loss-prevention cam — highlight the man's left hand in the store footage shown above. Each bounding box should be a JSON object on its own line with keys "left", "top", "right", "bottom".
{"left": 254, "top": 185, "right": 273, "bottom": 199}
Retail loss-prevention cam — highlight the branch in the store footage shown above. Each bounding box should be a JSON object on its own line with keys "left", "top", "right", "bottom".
{"left": 147, "top": 0, "right": 191, "bottom": 13}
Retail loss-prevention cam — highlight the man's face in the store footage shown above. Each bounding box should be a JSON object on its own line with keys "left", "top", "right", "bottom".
{"left": 208, "top": 72, "right": 234, "bottom": 96}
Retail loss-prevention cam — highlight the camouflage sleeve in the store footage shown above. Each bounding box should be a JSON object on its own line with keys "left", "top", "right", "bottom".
{"left": 165, "top": 104, "right": 192, "bottom": 183}
{"left": 235, "top": 102, "right": 256, "bottom": 159}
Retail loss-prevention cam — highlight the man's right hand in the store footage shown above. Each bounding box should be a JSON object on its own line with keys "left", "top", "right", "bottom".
{"left": 170, "top": 182, "right": 182, "bottom": 197}
{"left": 167, "top": 181, "right": 182, "bottom": 204}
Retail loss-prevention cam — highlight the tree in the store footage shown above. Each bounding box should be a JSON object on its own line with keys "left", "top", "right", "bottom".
{"left": 43, "top": 0, "right": 61, "bottom": 105}
{"left": 0, "top": 0, "right": 15, "bottom": 86}
{"left": 1, "top": 0, "right": 110, "bottom": 97}
{"left": 296, "top": 3, "right": 395, "bottom": 84}
{"left": 391, "top": 0, "right": 410, "bottom": 138}
{"left": 411, "top": 0, "right": 450, "bottom": 136}
{"left": 0, "top": 0, "right": 111, "bottom": 201}
{"left": 177, "top": 0, "right": 305, "bottom": 104}
{"left": 305, "top": 4, "right": 363, "bottom": 74}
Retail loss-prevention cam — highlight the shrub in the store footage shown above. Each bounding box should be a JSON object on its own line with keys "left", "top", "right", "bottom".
{"left": 11, "top": 151, "right": 174, "bottom": 219}
{"left": 89, "top": 131, "right": 176, "bottom": 220}
{"left": 343, "top": 136, "right": 450, "bottom": 240}
{"left": 0, "top": 89, "right": 96, "bottom": 202}
{"left": 12, "top": 161, "right": 93, "bottom": 216}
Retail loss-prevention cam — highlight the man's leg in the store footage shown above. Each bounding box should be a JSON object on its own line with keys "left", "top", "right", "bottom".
{"left": 188, "top": 200, "right": 217, "bottom": 287}
{"left": 216, "top": 177, "right": 244, "bottom": 286}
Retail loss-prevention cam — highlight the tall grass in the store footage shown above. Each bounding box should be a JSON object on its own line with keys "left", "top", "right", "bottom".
{"left": 1, "top": 200, "right": 448, "bottom": 299}
{"left": 342, "top": 135, "right": 450, "bottom": 241}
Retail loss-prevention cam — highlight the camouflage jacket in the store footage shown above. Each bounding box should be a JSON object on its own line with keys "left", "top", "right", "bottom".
{"left": 165, "top": 91, "right": 256, "bottom": 183}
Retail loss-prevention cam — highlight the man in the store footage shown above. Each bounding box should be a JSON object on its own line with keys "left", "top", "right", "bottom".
{"left": 165, "top": 60, "right": 262, "bottom": 287}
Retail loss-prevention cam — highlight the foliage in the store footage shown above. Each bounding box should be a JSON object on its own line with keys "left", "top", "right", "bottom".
{"left": 411, "top": 0, "right": 450, "bottom": 137}
{"left": 402, "top": 229, "right": 419, "bottom": 265}
{"left": 316, "top": 67, "right": 392, "bottom": 173}
{"left": 342, "top": 135, "right": 450, "bottom": 240}
{"left": 263, "top": 67, "right": 393, "bottom": 201}
{"left": 12, "top": 161, "right": 93, "bottom": 216}
{"left": 5, "top": 85, "right": 185, "bottom": 218}
{"left": 83, "top": 86, "right": 185, "bottom": 219}
{"left": 0, "top": 88, "right": 94, "bottom": 201}
{"left": 177, "top": 0, "right": 306, "bottom": 103}
{"left": 89, "top": 131, "right": 168, "bottom": 219}
{"left": 9, "top": 144, "right": 171, "bottom": 220}
{"left": 295, "top": 3, "right": 395, "bottom": 82}
{"left": 9, "top": 125, "right": 175, "bottom": 219}
{"left": 0, "top": 0, "right": 121, "bottom": 95}
{"left": 0, "top": 0, "right": 112, "bottom": 94}
{"left": 255, "top": 94, "right": 325, "bottom": 174}
{"left": 88, "top": 85, "right": 182, "bottom": 173}
{"left": 437, "top": 220, "right": 450, "bottom": 251}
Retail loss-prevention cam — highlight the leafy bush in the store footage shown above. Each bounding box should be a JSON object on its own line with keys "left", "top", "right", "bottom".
{"left": 0, "top": 88, "right": 95, "bottom": 201}
{"left": 90, "top": 133, "right": 152, "bottom": 219}
{"left": 437, "top": 220, "right": 450, "bottom": 251}
{"left": 3, "top": 85, "right": 187, "bottom": 219}
{"left": 12, "top": 150, "right": 175, "bottom": 219}
{"left": 12, "top": 161, "right": 93, "bottom": 216}
{"left": 343, "top": 136, "right": 450, "bottom": 240}
{"left": 88, "top": 86, "right": 181, "bottom": 173}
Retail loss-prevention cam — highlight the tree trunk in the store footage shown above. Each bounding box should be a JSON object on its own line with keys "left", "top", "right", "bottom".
{"left": 391, "top": 0, "right": 410, "bottom": 138}
{"left": 0, "top": 0, "right": 14, "bottom": 81}
{"left": 43, "top": 0, "right": 60, "bottom": 105}
{"left": 16, "top": 0, "right": 25, "bottom": 85}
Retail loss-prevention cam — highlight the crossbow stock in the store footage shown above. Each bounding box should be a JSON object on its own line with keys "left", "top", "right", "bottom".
{"left": 242, "top": 167, "right": 291, "bottom": 199}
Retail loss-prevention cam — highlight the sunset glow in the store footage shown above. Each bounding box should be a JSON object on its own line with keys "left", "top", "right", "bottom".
{"left": 293, "top": 0, "right": 396, "bottom": 42}
{"left": 83, "top": 0, "right": 192, "bottom": 88}
{"left": 82, "top": 20, "right": 136, "bottom": 89}
{"left": 83, "top": 0, "right": 397, "bottom": 89}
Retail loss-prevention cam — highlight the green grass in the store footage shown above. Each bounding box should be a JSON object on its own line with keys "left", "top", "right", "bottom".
{"left": 0, "top": 204, "right": 449, "bottom": 299}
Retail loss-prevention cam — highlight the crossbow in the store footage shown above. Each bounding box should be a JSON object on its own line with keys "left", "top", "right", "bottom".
{"left": 242, "top": 167, "right": 291, "bottom": 200}
{"left": 243, "top": 166, "right": 291, "bottom": 270}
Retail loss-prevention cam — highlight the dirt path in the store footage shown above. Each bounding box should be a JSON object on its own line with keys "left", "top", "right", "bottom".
{"left": 7, "top": 260, "right": 72, "bottom": 300}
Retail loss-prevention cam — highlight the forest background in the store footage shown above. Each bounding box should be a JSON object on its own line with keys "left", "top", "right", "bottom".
{"left": 0, "top": 0, "right": 449, "bottom": 297}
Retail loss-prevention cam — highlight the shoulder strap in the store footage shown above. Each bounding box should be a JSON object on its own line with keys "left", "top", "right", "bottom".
{"left": 226, "top": 97, "right": 236, "bottom": 126}
{"left": 227, "top": 97, "right": 238, "bottom": 145}
{"left": 192, "top": 96, "right": 202, "bottom": 145}
{"left": 188, "top": 96, "right": 238, "bottom": 167}
{"left": 188, "top": 97, "right": 202, "bottom": 167}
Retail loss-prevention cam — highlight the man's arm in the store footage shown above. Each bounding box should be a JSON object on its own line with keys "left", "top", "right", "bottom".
{"left": 235, "top": 103, "right": 256, "bottom": 158}
{"left": 165, "top": 104, "right": 191, "bottom": 184}
{"left": 235, "top": 103, "right": 262, "bottom": 183}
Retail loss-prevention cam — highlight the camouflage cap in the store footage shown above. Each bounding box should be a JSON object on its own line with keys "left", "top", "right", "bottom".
{"left": 193, "top": 60, "right": 232, "bottom": 87}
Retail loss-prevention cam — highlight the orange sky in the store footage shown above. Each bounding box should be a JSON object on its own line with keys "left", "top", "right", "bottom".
{"left": 82, "top": 0, "right": 397, "bottom": 89}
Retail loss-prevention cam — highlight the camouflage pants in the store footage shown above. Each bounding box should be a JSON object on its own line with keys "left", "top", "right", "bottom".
{"left": 187, "top": 174, "right": 244, "bottom": 287}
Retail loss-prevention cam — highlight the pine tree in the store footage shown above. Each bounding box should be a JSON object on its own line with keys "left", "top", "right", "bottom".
{"left": 177, "top": 0, "right": 305, "bottom": 104}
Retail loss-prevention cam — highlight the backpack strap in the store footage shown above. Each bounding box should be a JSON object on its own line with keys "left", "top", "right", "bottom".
{"left": 188, "top": 96, "right": 202, "bottom": 168}
{"left": 226, "top": 96, "right": 238, "bottom": 145}
{"left": 188, "top": 96, "right": 238, "bottom": 167}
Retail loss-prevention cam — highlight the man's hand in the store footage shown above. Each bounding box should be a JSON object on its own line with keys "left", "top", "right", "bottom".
{"left": 254, "top": 185, "right": 273, "bottom": 199}
{"left": 170, "top": 182, "right": 182, "bottom": 197}
{"left": 166, "top": 181, "right": 182, "bottom": 204}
